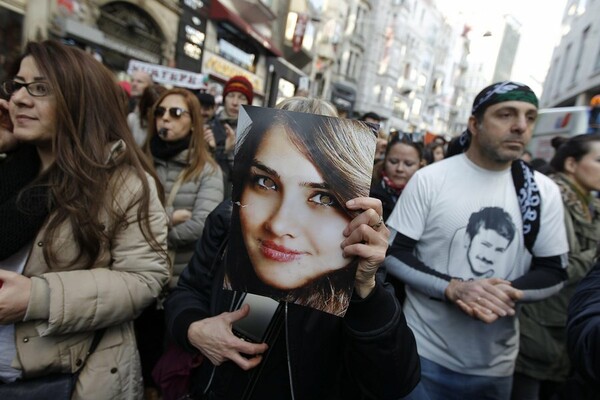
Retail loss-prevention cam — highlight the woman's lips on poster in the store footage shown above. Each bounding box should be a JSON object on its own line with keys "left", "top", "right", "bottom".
{"left": 259, "top": 240, "right": 305, "bottom": 262}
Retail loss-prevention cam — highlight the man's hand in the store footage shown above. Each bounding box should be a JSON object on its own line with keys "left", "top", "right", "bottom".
{"left": 187, "top": 304, "right": 269, "bottom": 370}
{"left": 203, "top": 124, "right": 216, "bottom": 150}
{"left": 0, "top": 270, "right": 31, "bottom": 324}
{"left": 341, "top": 197, "right": 389, "bottom": 298}
{"left": 445, "top": 278, "right": 523, "bottom": 323}
{"left": 224, "top": 123, "right": 236, "bottom": 153}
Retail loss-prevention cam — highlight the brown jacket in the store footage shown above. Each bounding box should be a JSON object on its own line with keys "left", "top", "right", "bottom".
{"left": 13, "top": 160, "right": 169, "bottom": 399}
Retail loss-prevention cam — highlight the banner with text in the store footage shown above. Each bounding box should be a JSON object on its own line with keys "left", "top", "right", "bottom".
{"left": 127, "top": 60, "right": 207, "bottom": 89}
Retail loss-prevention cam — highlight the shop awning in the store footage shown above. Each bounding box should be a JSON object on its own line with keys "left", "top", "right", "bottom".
{"left": 209, "top": 0, "right": 282, "bottom": 57}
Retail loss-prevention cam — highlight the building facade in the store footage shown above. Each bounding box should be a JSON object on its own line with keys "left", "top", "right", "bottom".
{"left": 540, "top": 0, "right": 600, "bottom": 108}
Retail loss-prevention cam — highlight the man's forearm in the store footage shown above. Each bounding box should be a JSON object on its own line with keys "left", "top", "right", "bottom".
{"left": 386, "top": 233, "right": 452, "bottom": 300}
{"left": 511, "top": 254, "right": 567, "bottom": 301}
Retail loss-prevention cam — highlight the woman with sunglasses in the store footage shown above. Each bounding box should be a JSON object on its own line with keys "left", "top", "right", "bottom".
{"left": 0, "top": 40, "right": 168, "bottom": 398}
{"left": 145, "top": 88, "right": 224, "bottom": 286}
{"left": 140, "top": 88, "right": 223, "bottom": 396}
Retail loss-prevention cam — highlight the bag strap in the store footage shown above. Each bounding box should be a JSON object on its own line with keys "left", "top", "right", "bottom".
{"left": 74, "top": 329, "right": 106, "bottom": 377}
{"left": 511, "top": 160, "right": 541, "bottom": 254}
{"left": 166, "top": 170, "right": 187, "bottom": 208}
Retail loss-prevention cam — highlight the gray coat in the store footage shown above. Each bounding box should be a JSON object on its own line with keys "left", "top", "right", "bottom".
{"left": 516, "top": 173, "right": 600, "bottom": 381}
{"left": 154, "top": 150, "right": 224, "bottom": 287}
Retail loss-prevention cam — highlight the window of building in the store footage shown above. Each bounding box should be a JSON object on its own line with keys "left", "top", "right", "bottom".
{"left": 594, "top": 42, "right": 600, "bottom": 72}
{"left": 572, "top": 26, "right": 589, "bottom": 83}
{"left": 561, "top": 43, "right": 572, "bottom": 90}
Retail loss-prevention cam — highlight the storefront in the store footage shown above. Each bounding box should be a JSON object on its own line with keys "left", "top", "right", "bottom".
{"left": 53, "top": 1, "right": 177, "bottom": 79}
{"left": 201, "top": 0, "right": 282, "bottom": 105}
{"left": 176, "top": 0, "right": 209, "bottom": 73}
{"left": 265, "top": 57, "right": 307, "bottom": 107}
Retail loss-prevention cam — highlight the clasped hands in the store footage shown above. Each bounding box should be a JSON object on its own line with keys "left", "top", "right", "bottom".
{"left": 445, "top": 278, "right": 523, "bottom": 324}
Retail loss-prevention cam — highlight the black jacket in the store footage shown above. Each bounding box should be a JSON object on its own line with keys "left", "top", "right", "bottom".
{"left": 567, "top": 260, "right": 600, "bottom": 387}
{"left": 164, "top": 200, "right": 420, "bottom": 400}
{"left": 369, "top": 179, "right": 399, "bottom": 222}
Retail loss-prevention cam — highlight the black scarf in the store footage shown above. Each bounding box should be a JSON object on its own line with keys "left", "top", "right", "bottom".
{"left": 150, "top": 134, "right": 191, "bottom": 161}
{"left": 0, "top": 145, "right": 51, "bottom": 260}
{"left": 511, "top": 159, "right": 541, "bottom": 254}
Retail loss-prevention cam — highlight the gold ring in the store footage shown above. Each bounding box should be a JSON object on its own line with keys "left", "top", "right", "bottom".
{"left": 372, "top": 215, "right": 384, "bottom": 229}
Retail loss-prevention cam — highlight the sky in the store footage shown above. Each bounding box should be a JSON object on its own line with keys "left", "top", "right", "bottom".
{"left": 435, "top": 0, "right": 568, "bottom": 95}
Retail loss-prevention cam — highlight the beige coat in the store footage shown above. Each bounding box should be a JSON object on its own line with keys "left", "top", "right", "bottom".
{"left": 13, "top": 160, "right": 169, "bottom": 399}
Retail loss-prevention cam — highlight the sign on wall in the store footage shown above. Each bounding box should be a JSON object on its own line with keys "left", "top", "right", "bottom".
{"left": 127, "top": 59, "right": 207, "bottom": 89}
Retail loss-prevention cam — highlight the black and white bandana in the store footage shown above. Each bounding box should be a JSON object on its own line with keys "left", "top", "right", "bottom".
{"left": 471, "top": 81, "right": 539, "bottom": 117}
{"left": 449, "top": 81, "right": 539, "bottom": 155}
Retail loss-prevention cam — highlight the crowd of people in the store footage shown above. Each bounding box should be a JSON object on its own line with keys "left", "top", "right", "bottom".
{"left": 1, "top": 39, "right": 600, "bottom": 400}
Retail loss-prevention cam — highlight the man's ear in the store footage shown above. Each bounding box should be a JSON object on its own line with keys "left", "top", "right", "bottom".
{"left": 564, "top": 156, "right": 577, "bottom": 174}
{"left": 467, "top": 116, "right": 479, "bottom": 138}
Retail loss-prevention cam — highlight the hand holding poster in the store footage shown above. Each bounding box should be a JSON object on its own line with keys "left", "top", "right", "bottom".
{"left": 224, "top": 104, "right": 378, "bottom": 316}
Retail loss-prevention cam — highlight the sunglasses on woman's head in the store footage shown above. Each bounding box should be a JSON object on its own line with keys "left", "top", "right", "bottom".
{"left": 388, "top": 131, "right": 414, "bottom": 143}
{"left": 154, "top": 106, "right": 190, "bottom": 118}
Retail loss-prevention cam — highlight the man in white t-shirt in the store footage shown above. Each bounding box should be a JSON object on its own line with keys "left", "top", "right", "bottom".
{"left": 386, "top": 81, "right": 569, "bottom": 400}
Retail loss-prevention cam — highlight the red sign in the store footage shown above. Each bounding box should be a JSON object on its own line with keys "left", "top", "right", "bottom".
{"left": 57, "top": 0, "right": 74, "bottom": 13}
{"left": 292, "top": 13, "right": 308, "bottom": 53}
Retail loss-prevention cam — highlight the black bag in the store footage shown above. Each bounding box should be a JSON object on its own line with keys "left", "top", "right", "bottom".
{"left": 0, "top": 329, "right": 105, "bottom": 399}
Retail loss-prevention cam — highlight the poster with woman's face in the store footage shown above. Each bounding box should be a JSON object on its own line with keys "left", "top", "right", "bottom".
{"left": 225, "top": 105, "right": 377, "bottom": 317}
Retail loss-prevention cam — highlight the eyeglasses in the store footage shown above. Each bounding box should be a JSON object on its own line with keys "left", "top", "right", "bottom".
{"left": 1, "top": 80, "right": 52, "bottom": 97}
{"left": 154, "top": 106, "right": 190, "bottom": 119}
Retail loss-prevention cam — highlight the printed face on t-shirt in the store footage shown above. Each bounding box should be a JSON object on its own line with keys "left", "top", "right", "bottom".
{"left": 466, "top": 227, "right": 511, "bottom": 277}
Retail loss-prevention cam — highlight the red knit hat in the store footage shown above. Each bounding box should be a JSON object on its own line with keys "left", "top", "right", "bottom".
{"left": 223, "top": 75, "right": 253, "bottom": 104}
{"left": 118, "top": 81, "right": 131, "bottom": 98}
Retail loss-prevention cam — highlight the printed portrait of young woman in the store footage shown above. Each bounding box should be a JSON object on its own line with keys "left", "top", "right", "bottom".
{"left": 225, "top": 106, "right": 377, "bottom": 316}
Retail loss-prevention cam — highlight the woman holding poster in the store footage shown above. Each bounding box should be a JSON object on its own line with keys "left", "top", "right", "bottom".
{"left": 165, "top": 98, "right": 420, "bottom": 400}
{"left": 226, "top": 102, "right": 379, "bottom": 316}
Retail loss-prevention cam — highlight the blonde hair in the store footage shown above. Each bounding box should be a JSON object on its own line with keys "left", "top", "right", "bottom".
{"left": 276, "top": 96, "right": 339, "bottom": 117}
